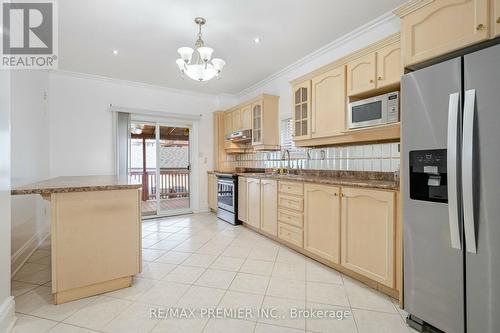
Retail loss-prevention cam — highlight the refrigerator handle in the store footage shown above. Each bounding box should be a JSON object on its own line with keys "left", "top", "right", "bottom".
{"left": 447, "top": 92, "right": 462, "bottom": 250}
{"left": 462, "top": 89, "right": 477, "bottom": 253}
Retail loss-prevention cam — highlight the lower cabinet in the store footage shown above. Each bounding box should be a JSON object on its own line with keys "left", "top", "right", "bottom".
{"left": 278, "top": 222, "right": 303, "bottom": 248}
{"left": 260, "top": 179, "right": 278, "bottom": 236}
{"left": 238, "top": 177, "right": 247, "bottom": 222}
{"left": 246, "top": 178, "right": 261, "bottom": 229}
{"left": 341, "top": 187, "right": 396, "bottom": 288}
{"left": 208, "top": 173, "right": 217, "bottom": 211}
{"left": 304, "top": 184, "right": 341, "bottom": 264}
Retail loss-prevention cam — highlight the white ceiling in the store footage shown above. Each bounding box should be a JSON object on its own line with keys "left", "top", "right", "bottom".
{"left": 58, "top": 0, "right": 404, "bottom": 95}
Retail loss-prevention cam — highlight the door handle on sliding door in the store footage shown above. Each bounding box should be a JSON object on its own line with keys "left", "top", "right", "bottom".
{"left": 447, "top": 92, "right": 461, "bottom": 250}
{"left": 463, "top": 89, "right": 477, "bottom": 253}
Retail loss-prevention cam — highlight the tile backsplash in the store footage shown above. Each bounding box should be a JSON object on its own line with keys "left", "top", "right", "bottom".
{"left": 220, "top": 142, "right": 400, "bottom": 172}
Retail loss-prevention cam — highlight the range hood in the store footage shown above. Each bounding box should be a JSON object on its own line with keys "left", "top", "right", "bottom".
{"left": 226, "top": 129, "right": 252, "bottom": 143}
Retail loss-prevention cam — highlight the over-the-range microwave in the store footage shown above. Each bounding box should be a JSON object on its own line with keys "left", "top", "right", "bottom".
{"left": 348, "top": 91, "right": 399, "bottom": 129}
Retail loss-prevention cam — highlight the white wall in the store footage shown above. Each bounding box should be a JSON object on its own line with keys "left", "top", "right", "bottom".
{"left": 48, "top": 72, "right": 219, "bottom": 211}
{"left": 10, "top": 70, "right": 51, "bottom": 274}
{"left": 0, "top": 70, "right": 16, "bottom": 332}
{"left": 222, "top": 14, "right": 400, "bottom": 120}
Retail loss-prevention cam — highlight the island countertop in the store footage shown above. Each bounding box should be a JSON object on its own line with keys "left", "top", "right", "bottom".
{"left": 11, "top": 175, "right": 142, "bottom": 195}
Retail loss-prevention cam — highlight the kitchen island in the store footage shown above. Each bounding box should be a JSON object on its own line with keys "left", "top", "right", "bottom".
{"left": 12, "top": 176, "right": 142, "bottom": 304}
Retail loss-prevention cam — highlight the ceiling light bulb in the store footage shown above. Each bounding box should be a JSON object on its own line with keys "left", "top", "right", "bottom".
{"left": 253, "top": 37, "right": 261, "bottom": 44}
{"left": 112, "top": 50, "right": 119, "bottom": 55}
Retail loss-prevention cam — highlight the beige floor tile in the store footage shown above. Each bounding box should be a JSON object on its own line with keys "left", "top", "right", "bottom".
{"left": 47, "top": 323, "right": 98, "bottom": 333}
{"left": 138, "top": 281, "right": 190, "bottom": 306}
{"left": 164, "top": 233, "right": 192, "bottom": 241}
{"left": 272, "top": 261, "right": 306, "bottom": 281}
{"left": 142, "top": 249, "right": 167, "bottom": 261}
{"left": 306, "top": 260, "right": 343, "bottom": 285}
{"left": 137, "top": 262, "right": 177, "bottom": 280}
{"left": 305, "top": 302, "right": 357, "bottom": 333}
{"left": 13, "top": 263, "right": 51, "bottom": 285}
{"left": 11, "top": 281, "right": 38, "bottom": 297}
{"left": 209, "top": 256, "right": 245, "bottom": 272}
{"left": 150, "top": 240, "right": 183, "bottom": 251}
{"left": 172, "top": 241, "right": 206, "bottom": 253}
{"left": 306, "top": 281, "right": 349, "bottom": 307}
{"left": 102, "top": 302, "right": 160, "bottom": 333}
{"left": 276, "top": 247, "right": 307, "bottom": 265}
{"left": 229, "top": 273, "right": 270, "bottom": 295}
{"left": 143, "top": 232, "right": 173, "bottom": 241}
{"left": 104, "top": 277, "right": 157, "bottom": 301}
{"left": 240, "top": 259, "right": 275, "bottom": 276}
{"left": 248, "top": 246, "right": 279, "bottom": 262}
{"left": 254, "top": 323, "right": 305, "bottom": 333}
{"left": 162, "top": 265, "right": 205, "bottom": 284}
{"left": 353, "top": 308, "right": 410, "bottom": 333}
{"left": 194, "top": 269, "right": 237, "bottom": 290}
{"left": 218, "top": 290, "right": 264, "bottom": 321}
{"left": 221, "top": 246, "right": 252, "bottom": 259}
{"left": 27, "top": 250, "right": 51, "bottom": 265}
{"left": 63, "top": 296, "right": 131, "bottom": 330}
{"left": 182, "top": 253, "right": 217, "bottom": 268}
{"left": 12, "top": 313, "right": 58, "bottom": 333}
{"left": 343, "top": 276, "right": 397, "bottom": 313}
{"left": 259, "top": 296, "right": 306, "bottom": 330}
{"left": 203, "top": 318, "right": 256, "bottom": 333}
{"left": 176, "top": 285, "right": 225, "bottom": 309}
{"left": 151, "top": 317, "right": 208, "bottom": 333}
{"left": 266, "top": 277, "right": 305, "bottom": 301}
{"left": 155, "top": 251, "right": 191, "bottom": 265}
{"left": 142, "top": 238, "right": 161, "bottom": 248}
{"left": 195, "top": 244, "right": 227, "bottom": 256}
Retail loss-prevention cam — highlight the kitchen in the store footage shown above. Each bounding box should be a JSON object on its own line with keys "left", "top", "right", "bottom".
{"left": 1, "top": 0, "right": 500, "bottom": 332}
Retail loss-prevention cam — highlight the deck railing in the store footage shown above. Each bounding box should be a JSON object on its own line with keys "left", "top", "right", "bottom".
{"left": 129, "top": 168, "right": 189, "bottom": 201}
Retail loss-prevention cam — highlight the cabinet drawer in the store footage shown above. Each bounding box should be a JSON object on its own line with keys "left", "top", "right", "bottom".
{"left": 278, "top": 181, "right": 303, "bottom": 196}
{"left": 278, "top": 223, "right": 303, "bottom": 248}
{"left": 278, "top": 209, "right": 303, "bottom": 228}
{"left": 278, "top": 194, "right": 303, "bottom": 211}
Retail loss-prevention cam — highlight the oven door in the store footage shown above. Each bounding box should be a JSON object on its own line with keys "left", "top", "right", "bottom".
{"left": 348, "top": 97, "right": 388, "bottom": 129}
{"left": 217, "top": 179, "right": 235, "bottom": 213}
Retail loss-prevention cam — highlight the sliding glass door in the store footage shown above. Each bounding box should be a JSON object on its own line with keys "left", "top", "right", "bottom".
{"left": 128, "top": 121, "right": 192, "bottom": 218}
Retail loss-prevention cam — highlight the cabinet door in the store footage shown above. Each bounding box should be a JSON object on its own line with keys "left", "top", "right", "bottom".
{"left": 292, "top": 81, "right": 311, "bottom": 140}
{"left": 376, "top": 43, "right": 402, "bottom": 89}
{"left": 341, "top": 188, "right": 395, "bottom": 287}
{"left": 401, "top": 0, "right": 489, "bottom": 66}
{"left": 238, "top": 177, "right": 247, "bottom": 222}
{"left": 347, "top": 53, "right": 376, "bottom": 96}
{"left": 224, "top": 112, "right": 232, "bottom": 136}
{"left": 246, "top": 178, "right": 261, "bottom": 229}
{"left": 311, "top": 66, "right": 346, "bottom": 138}
{"left": 208, "top": 174, "right": 214, "bottom": 210}
{"left": 260, "top": 179, "right": 278, "bottom": 236}
{"left": 232, "top": 109, "right": 242, "bottom": 132}
{"left": 251, "top": 102, "right": 263, "bottom": 145}
{"left": 241, "top": 105, "right": 252, "bottom": 129}
{"left": 495, "top": 0, "right": 500, "bottom": 37}
{"left": 304, "top": 184, "right": 341, "bottom": 263}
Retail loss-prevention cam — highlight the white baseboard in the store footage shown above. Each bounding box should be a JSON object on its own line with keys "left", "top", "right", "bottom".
{"left": 0, "top": 297, "right": 16, "bottom": 333}
{"left": 198, "top": 206, "right": 210, "bottom": 213}
{"left": 11, "top": 229, "right": 50, "bottom": 277}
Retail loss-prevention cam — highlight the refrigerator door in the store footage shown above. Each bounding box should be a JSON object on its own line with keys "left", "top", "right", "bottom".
{"left": 464, "top": 43, "right": 500, "bottom": 333}
{"left": 402, "top": 58, "right": 464, "bottom": 333}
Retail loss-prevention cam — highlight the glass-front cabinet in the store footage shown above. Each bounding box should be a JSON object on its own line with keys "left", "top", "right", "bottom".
{"left": 292, "top": 81, "right": 311, "bottom": 140}
{"left": 252, "top": 101, "right": 263, "bottom": 145}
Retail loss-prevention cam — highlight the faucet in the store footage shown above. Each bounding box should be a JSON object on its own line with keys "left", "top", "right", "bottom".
{"left": 281, "top": 149, "right": 291, "bottom": 174}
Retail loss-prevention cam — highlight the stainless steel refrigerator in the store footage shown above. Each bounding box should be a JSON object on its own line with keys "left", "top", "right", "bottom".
{"left": 402, "top": 42, "right": 500, "bottom": 333}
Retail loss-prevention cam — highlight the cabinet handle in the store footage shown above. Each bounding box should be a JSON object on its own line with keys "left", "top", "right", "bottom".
{"left": 369, "top": 79, "right": 374, "bottom": 83}
{"left": 497, "top": 17, "right": 500, "bottom": 24}
{"left": 378, "top": 76, "right": 383, "bottom": 81}
{"left": 334, "top": 193, "right": 338, "bottom": 197}
{"left": 476, "top": 23, "right": 485, "bottom": 31}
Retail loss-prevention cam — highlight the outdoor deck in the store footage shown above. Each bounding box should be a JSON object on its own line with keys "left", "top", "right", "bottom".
{"left": 142, "top": 198, "right": 190, "bottom": 216}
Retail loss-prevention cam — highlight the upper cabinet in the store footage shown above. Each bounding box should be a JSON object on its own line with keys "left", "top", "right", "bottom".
{"left": 251, "top": 101, "right": 263, "bottom": 145}
{"left": 311, "top": 66, "right": 346, "bottom": 138}
{"left": 376, "top": 43, "right": 402, "bottom": 89}
{"left": 224, "top": 112, "right": 232, "bottom": 137}
{"left": 251, "top": 95, "right": 280, "bottom": 150}
{"left": 292, "top": 80, "right": 311, "bottom": 140}
{"left": 241, "top": 105, "right": 252, "bottom": 130}
{"left": 395, "top": 0, "right": 490, "bottom": 67}
{"left": 231, "top": 109, "right": 242, "bottom": 133}
{"left": 347, "top": 53, "right": 377, "bottom": 96}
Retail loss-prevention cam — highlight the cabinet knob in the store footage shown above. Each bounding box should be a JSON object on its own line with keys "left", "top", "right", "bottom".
{"left": 378, "top": 76, "right": 383, "bottom": 81}
{"left": 497, "top": 17, "right": 500, "bottom": 24}
{"left": 334, "top": 193, "right": 338, "bottom": 197}
{"left": 476, "top": 23, "right": 485, "bottom": 31}
{"left": 369, "top": 79, "right": 374, "bottom": 83}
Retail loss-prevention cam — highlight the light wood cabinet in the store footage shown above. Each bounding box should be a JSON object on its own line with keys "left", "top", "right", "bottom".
{"left": 376, "top": 43, "right": 402, "bottom": 89}
{"left": 224, "top": 112, "right": 232, "bottom": 136}
{"left": 238, "top": 177, "right": 247, "bottom": 222}
{"left": 231, "top": 109, "right": 241, "bottom": 133}
{"left": 260, "top": 179, "right": 278, "bottom": 236}
{"left": 251, "top": 101, "right": 263, "bottom": 145}
{"left": 208, "top": 173, "right": 218, "bottom": 211}
{"left": 341, "top": 187, "right": 396, "bottom": 288}
{"left": 304, "top": 184, "right": 341, "bottom": 264}
{"left": 347, "top": 53, "right": 376, "bottom": 96}
{"left": 246, "top": 178, "right": 261, "bottom": 229}
{"left": 292, "top": 80, "right": 311, "bottom": 140}
{"left": 250, "top": 95, "right": 280, "bottom": 150}
{"left": 278, "top": 222, "right": 303, "bottom": 248}
{"left": 396, "top": 0, "right": 489, "bottom": 67}
{"left": 241, "top": 105, "right": 252, "bottom": 130}
{"left": 311, "top": 66, "right": 346, "bottom": 138}
{"left": 495, "top": 0, "right": 500, "bottom": 37}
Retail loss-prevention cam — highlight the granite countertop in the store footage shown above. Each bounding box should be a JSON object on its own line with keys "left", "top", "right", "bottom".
{"left": 11, "top": 175, "right": 142, "bottom": 195}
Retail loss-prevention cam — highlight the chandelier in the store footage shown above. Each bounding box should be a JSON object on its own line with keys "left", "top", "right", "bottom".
{"left": 176, "top": 17, "right": 225, "bottom": 82}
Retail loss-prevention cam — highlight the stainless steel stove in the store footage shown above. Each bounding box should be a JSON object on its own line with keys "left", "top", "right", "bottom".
{"left": 215, "top": 173, "right": 240, "bottom": 225}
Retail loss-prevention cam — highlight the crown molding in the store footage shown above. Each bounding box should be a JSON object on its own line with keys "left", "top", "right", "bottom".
{"left": 235, "top": 10, "right": 399, "bottom": 98}
{"left": 48, "top": 69, "right": 219, "bottom": 99}
{"left": 393, "top": 0, "right": 434, "bottom": 17}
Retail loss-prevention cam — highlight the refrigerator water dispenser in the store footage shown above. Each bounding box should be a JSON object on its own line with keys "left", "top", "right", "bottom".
{"left": 409, "top": 149, "right": 448, "bottom": 203}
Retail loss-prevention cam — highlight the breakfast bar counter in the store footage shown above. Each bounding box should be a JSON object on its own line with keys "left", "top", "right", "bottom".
{"left": 12, "top": 176, "right": 142, "bottom": 304}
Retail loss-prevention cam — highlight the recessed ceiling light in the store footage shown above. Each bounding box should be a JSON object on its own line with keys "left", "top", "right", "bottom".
{"left": 112, "top": 49, "right": 119, "bottom": 55}
{"left": 252, "top": 37, "right": 261, "bottom": 44}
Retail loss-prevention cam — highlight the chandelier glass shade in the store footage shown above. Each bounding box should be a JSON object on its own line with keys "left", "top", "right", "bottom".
{"left": 176, "top": 17, "right": 225, "bottom": 82}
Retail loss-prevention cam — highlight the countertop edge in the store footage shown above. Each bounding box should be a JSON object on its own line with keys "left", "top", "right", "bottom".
{"left": 11, "top": 184, "right": 142, "bottom": 196}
